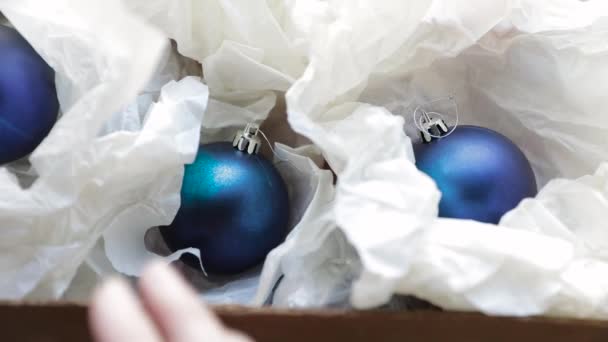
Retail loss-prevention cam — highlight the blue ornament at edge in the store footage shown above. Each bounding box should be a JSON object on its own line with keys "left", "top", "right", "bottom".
{"left": 160, "top": 139, "right": 290, "bottom": 275}
{"left": 0, "top": 25, "right": 59, "bottom": 165}
{"left": 414, "top": 125, "right": 537, "bottom": 224}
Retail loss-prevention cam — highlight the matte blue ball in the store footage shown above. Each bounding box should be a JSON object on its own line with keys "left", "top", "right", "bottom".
{"left": 161, "top": 142, "right": 290, "bottom": 275}
{"left": 414, "top": 125, "right": 537, "bottom": 224}
{"left": 0, "top": 26, "right": 59, "bottom": 165}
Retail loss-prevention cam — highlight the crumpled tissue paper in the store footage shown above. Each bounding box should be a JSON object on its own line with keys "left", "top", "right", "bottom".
{"left": 0, "top": 0, "right": 199, "bottom": 299}
{"left": 93, "top": 0, "right": 333, "bottom": 304}
{"left": 253, "top": 0, "right": 608, "bottom": 320}
{"left": 8, "top": 0, "right": 608, "bottom": 320}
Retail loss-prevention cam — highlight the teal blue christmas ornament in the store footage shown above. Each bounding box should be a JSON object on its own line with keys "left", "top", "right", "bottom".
{"left": 161, "top": 124, "right": 290, "bottom": 275}
{"left": 0, "top": 25, "right": 59, "bottom": 165}
{"left": 413, "top": 118, "right": 537, "bottom": 224}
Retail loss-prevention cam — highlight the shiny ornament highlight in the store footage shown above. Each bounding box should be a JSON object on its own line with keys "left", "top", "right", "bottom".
{"left": 414, "top": 125, "right": 537, "bottom": 224}
{"left": 0, "top": 26, "right": 59, "bottom": 165}
{"left": 161, "top": 141, "right": 290, "bottom": 275}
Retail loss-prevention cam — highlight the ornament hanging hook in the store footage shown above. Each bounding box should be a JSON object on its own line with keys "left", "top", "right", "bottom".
{"left": 233, "top": 123, "right": 262, "bottom": 154}
{"left": 238, "top": 122, "right": 317, "bottom": 177}
{"left": 233, "top": 122, "right": 289, "bottom": 162}
{"left": 256, "top": 128, "right": 291, "bottom": 163}
{"left": 412, "top": 95, "right": 459, "bottom": 143}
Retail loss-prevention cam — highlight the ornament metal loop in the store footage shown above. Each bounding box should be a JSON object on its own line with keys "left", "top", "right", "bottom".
{"left": 412, "top": 94, "right": 460, "bottom": 144}
{"left": 417, "top": 109, "right": 449, "bottom": 143}
{"left": 233, "top": 123, "right": 262, "bottom": 155}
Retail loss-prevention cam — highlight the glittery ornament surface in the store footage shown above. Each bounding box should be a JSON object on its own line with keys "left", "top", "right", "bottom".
{"left": 0, "top": 26, "right": 58, "bottom": 165}
{"left": 161, "top": 142, "right": 290, "bottom": 275}
{"left": 414, "top": 125, "right": 537, "bottom": 224}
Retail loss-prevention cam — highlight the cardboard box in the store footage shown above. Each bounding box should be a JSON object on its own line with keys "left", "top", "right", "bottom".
{"left": 3, "top": 302, "right": 608, "bottom": 341}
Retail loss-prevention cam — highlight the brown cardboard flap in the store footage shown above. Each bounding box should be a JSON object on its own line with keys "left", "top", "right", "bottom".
{"left": 2, "top": 302, "right": 608, "bottom": 342}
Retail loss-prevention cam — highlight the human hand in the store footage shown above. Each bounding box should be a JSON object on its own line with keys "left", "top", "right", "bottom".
{"left": 89, "top": 261, "right": 253, "bottom": 342}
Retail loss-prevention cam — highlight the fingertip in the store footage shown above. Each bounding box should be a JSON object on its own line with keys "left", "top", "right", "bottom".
{"left": 89, "top": 277, "right": 127, "bottom": 342}
{"left": 88, "top": 277, "right": 161, "bottom": 342}
{"left": 138, "top": 260, "right": 224, "bottom": 341}
{"left": 139, "top": 259, "right": 201, "bottom": 300}
{"left": 89, "top": 277, "right": 130, "bottom": 326}
{"left": 140, "top": 260, "right": 177, "bottom": 283}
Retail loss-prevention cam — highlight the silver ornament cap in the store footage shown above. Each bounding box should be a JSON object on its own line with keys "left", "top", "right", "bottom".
{"left": 416, "top": 107, "right": 449, "bottom": 143}
{"left": 420, "top": 117, "right": 449, "bottom": 143}
{"left": 233, "top": 123, "right": 261, "bottom": 155}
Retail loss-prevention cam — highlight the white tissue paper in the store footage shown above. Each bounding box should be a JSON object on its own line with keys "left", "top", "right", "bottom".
{"left": 94, "top": 0, "right": 332, "bottom": 304}
{"left": 0, "top": 0, "right": 207, "bottom": 299}
{"left": 101, "top": 129, "right": 329, "bottom": 305}
{"left": 7, "top": 0, "right": 608, "bottom": 320}
{"left": 251, "top": 0, "right": 608, "bottom": 320}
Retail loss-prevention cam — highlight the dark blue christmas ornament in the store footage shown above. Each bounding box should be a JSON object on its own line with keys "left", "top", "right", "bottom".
{"left": 0, "top": 25, "right": 59, "bottom": 165}
{"left": 161, "top": 124, "right": 290, "bottom": 275}
{"left": 414, "top": 124, "right": 537, "bottom": 224}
